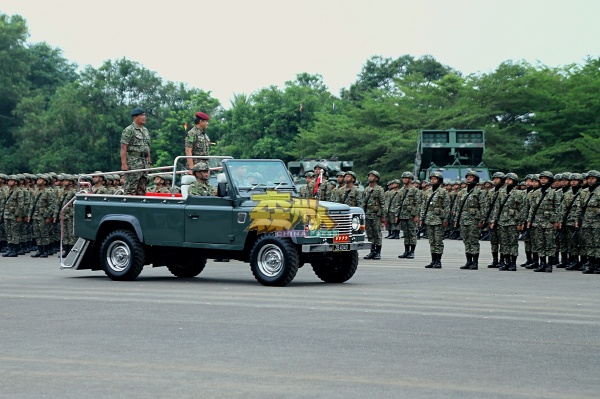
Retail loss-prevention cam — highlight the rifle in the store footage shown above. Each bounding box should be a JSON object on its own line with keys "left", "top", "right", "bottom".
{"left": 481, "top": 188, "right": 501, "bottom": 232}
{"left": 525, "top": 188, "right": 550, "bottom": 235}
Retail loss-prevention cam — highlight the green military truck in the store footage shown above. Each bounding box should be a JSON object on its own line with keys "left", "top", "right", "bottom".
{"left": 60, "top": 158, "right": 369, "bottom": 287}
{"left": 413, "top": 129, "right": 491, "bottom": 183}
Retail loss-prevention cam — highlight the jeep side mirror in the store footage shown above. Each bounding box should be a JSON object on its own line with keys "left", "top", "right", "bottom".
{"left": 217, "top": 182, "right": 228, "bottom": 197}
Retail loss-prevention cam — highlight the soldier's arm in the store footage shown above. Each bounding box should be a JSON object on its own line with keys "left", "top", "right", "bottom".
{"left": 120, "top": 143, "right": 128, "bottom": 170}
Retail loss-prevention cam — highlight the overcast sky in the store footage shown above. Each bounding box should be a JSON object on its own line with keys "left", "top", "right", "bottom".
{"left": 2, "top": 0, "right": 599, "bottom": 106}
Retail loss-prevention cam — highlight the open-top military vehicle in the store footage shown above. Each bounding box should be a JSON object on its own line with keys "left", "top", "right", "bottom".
{"left": 60, "top": 157, "right": 369, "bottom": 286}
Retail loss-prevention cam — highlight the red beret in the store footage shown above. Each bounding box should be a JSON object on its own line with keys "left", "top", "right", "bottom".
{"left": 195, "top": 112, "right": 210, "bottom": 120}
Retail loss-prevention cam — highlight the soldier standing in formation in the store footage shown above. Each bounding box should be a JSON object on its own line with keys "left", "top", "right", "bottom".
{"left": 298, "top": 171, "right": 314, "bottom": 198}
{"left": 578, "top": 170, "right": 600, "bottom": 274}
{"left": 338, "top": 171, "right": 362, "bottom": 206}
{"left": 486, "top": 172, "right": 506, "bottom": 268}
{"left": 363, "top": 171, "right": 385, "bottom": 260}
{"left": 564, "top": 173, "right": 584, "bottom": 270}
{"left": 304, "top": 163, "right": 332, "bottom": 201}
{"left": 490, "top": 173, "right": 525, "bottom": 271}
{"left": 2, "top": 176, "right": 24, "bottom": 257}
{"left": 454, "top": 170, "right": 487, "bottom": 270}
{"left": 185, "top": 111, "right": 211, "bottom": 171}
{"left": 421, "top": 172, "right": 450, "bottom": 268}
{"left": 396, "top": 172, "right": 420, "bottom": 259}
{"left": 120, "top": 107, "right": 151, "bottom": 195}
{"left": 384, "top": 180, "right": 400, "bottom": 239}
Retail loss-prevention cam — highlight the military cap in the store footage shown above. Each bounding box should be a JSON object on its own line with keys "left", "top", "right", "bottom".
{"left": 505, "top": 172, "right": 519, "bottom": 182}
{"left": 164, "top": 173, "right": 173, "bottom": 182}
{"left": 192, "top": 162, "right": 210, "bottom": 172}
{"left": 195, "top": 111, "right": 210, "bottom": 120}
{"left": 154, "top": 174, "right": 166, "bottom": 182}
{"left": 401, "top": 171, "right": 414, "bottom": 179}
{"left": 344, "top": 171, "right": 357, "bottom": 180}
{"left": 336, "top": 171, "right": 345, "bottom": 177}
{"left": 368, "top": 170, "right": 380, "bottom": 179}
{"left": 304, "top": 171, "right": 315, "bottom": 178}
{"left": 554, "top": 173, "right": 562, "bottom": 180}
{"left": 539, "top": 171, "right": 554, "bottom": 179}
{"left": 492, "top": 172, "right": 506, "bottom": 179}
{"left": 314, "top": 162, "right": 327, "bottom": 171}
{"left": 386, "top": 180, "right": 393, "bottom": 186}
{"left": 587, "top": 170, "right": 600, "bottom": 178}
{"left": 392, "top": 179, "right": 401, "bottom": 185}
{"left": 531, "top": 174, "right": 540, "bottom": 181}
{"left": 65, "top": 174, "right": 76, "bottom": 182}
{"left": 48, "top": 172, "right": 58, "bottom": 178}
{"left": 582, "top": 172, "right": 588, "bottom": 179}
{"left": 525, "top": 174, "right": 533, "bottom": 180}
{"left": 429, "top": 171, "right": 443, "bottom": 180}
{"left": 414, "top": 179, "right": 421, "bottom": 184}
{"left": 8, "top": 174, "right": 18, "bottom": 181}
{"left": 16, "top": 174, "right": 25, "bottom": 181}
{"left": 518, "top": 181, "right": 525, "bottom": 186}
{"left": 561, "top": 173, "right": 571, "bottom": 179}
{"left": 130, "top": 107, "right": 145, "bottom": 116}
{"left": 0, "top": 173, "right": 7, "bottom": 180}
{"left": 569, "top": 173, "right": 582, "bottom": 181}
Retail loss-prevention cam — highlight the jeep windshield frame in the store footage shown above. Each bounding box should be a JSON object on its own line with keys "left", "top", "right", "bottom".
{"left": 222, "top": 159, "right": 296, "bottom": 198}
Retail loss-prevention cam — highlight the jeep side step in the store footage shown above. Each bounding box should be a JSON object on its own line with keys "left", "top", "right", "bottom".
{"left": 60, "top": 238, "right": 91, "bottom": 270}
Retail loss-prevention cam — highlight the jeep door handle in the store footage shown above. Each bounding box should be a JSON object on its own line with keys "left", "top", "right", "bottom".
{"left": 188, "top": 214, "right": 199, "bottom": 220}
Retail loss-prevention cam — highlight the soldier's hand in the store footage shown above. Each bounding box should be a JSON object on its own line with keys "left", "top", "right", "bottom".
{"left": 53, "top": 218, "right": 57, "bottom": 223}
{"left": 526, "top": 222, "right": 531, "bottom": 229}
{"left": 575, "top": 222, "right": 579, "bottom": 228}
{"left": 517, "top": 225, "right": 523, "bottom": 231}
{"left": 16, "top": 217, "right": 22, "bottom": 223}
{"left": 478, "top": 222, "right": 483, "bottom": 229}
{"left": 554, "top": 222, "right": 560, "bottom": 229}
{"left": 413, "top": 216, "right": 419, "bottom": 223}
{"left": 454, "top": 222, "right": 458, "bottom": 228}
{"left": 419, "top": 221, "right": 423, "bottom": 228}
{"left": 394, "top": 217, "right": 398, "bottom": 224}
{"left": 442, "top": 221, "right": 448, "bottom": 227}
{"left": 45, "top": 218, "right": 52, "bottom": 224}
{"left": 121, "top": 164, "right": 129, "bottom": 171}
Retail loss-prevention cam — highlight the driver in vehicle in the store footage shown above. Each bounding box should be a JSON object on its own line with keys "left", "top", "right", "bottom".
{"left": 188, "top": 162, "right": 216, "bottom": 196}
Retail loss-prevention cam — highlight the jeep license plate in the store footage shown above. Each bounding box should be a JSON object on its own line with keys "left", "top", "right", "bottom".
{"left": 333, "top": 244, "right": 350, "bottom": 252}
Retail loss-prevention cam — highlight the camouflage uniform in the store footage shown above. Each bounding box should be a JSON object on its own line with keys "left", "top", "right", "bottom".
{"left": 484, "top": 172, "right": 505, "bottom": 267}
{"left": 577, "top": 170, "right": 600, "bottom": 273}
{"left": 383, "top": 183, "right": 395, "bottom": 237}
{"left": 384, "top": 183, "right": 400, "bottom": 238}
{"left": 29, "top": 178, "right": 55, "bottom": 257}
{"left": 520, "top": 176, "right": 536, "bottom": 266}
{"left": 0, "top": 175, "right": 7, "bottom": 250}
{"left": 528, "top": 172, "right": 562, "bottom": 272}
{"left": 185, "top": 125, "right": 210, "bottom": 164}
{"left": 492, "top": 175, "right": 526, "bottom": 271}
{"left": 454, "top": 175, "right": 487, "bottom": 270}
{"left": 420, "top": 175, "right": 450, "bottom": 268}
{"left": 363, "top": 171, "right": 385, "bottom": 260}
{"left": 2, "top": 179, "right": 24, "bottom": 257}
{"left": 339, "top": 185, "right": 362, "bottom": 207}
{"left": 563, "top": 177, "right": 584, "bottom": 270}
{"left": 121, "top": 122, "right": 151, "bottom": 195}
{"left": 305, "top": 178, "right": 333, "bottom": 201}
{"left": 396, "top": 177, "right": 420, "bottom": 258}
{"left": 188, "top": 181, "right": 215, "bottom": 196}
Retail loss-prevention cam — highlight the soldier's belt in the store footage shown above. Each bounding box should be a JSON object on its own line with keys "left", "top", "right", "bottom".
{"left": 127, "top": 151, "right": 148, "bottom": 157}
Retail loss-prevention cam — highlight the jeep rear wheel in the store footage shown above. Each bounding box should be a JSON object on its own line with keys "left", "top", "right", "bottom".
{"left": 166, "top": 250, "right": 207, "bottom": 278}
{"left": 99, "top": 229, "right": 145, "bottom": 281}
{"left": 250, "top": 236, "right": 299, "bottom": 286}
{"left": 311, "top": 250, "right": 358, "bottom": 283}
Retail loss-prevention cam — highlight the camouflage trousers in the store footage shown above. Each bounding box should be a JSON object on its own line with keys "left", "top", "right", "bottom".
{"left": 0, "top": 221, "right": 5, "bottom": 242}
{"left": 387, "top": 212, "right": 399, "bottom": 232}
{"left": 566, "top": 225, "right": 583, "bottom": 256}
{"left": 425, "top": 224, "right": 444, "bottom": 254}
{"left": 365, "top": 218, "right": 382, "bottom": 245}
{"left": 398, "top": 218, "right": 417, "bottom": 245}
{"left": 124, "top": 155, "right": 149, "bottom": 195}
{"left": 531, "top": 226, "right": 556, "bottom": 257}
{"left": 582, "top": 227, "right": 600, "bottom": 258}
{"left": 32, "top": 218, "right": 51, "bottom": 246}
{"left": 460, "top": 224, "right": 480, "bottom": 254}
{"left": 524, "top": 232, "right": 532, "bottom": 252}
{"left": 63, "top": 217, "right": 76, "bottom": 246}
{"left": 498, "top": 225, "right": 519, "bottom": 256}
{"left": 490, "top": 228, "right": 499, "bottom": 253}
{"left": 4, "top": 219, "right": 20, "bottom": 244}
{"left": 19, "top": 220, "right": 32, "bottom": 244}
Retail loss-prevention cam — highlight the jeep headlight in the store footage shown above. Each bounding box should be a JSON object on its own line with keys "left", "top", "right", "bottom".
{"left": 352, "top": 214, "right": 365, "bottom": 233}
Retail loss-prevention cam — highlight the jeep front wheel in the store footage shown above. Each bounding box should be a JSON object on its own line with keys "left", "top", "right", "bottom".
{"left": 99, "top": 230, "right": 145, "bottom": 281}
{"left": 250, "top": 236, "right": 299, "bottom": 286}
{"left": 311, "top": 250, "right": 358, "bottom": 283}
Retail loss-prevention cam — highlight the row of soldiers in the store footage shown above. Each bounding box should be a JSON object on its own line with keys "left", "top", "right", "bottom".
{"left": 295, "top": 163, "right": 600, "bottom": 274}
{"left": 0, "top": 172, "right": 79, "bottom": 258}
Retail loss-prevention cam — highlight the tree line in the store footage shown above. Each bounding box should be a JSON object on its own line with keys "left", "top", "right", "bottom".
{"left": 2, "top": 13, "right": 599, "bottom": 184}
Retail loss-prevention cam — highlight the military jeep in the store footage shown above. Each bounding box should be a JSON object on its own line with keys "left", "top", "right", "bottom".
{"left": 61, "top": 158, "right": 370, "bottom": 286}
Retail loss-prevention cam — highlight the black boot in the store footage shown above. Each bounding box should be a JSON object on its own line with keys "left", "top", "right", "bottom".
{"left": 557, "top": 252, "right": 568, "bottom": 268}
{"left": 582, "top": 257, "right": 596, "bottom": 274}
{"left": 372, "top": 245, "right": 381, "bottom": 260}
{"left": 16, "top": 243, "right": 26, "bottom": 255}
{"left": 407, "top": 245, "right": 415, "bottom": 259}
{"left": 525, "top": 253, "right": 539, "bottom": 269}
{"left": 398, "top": 245, "right": 410, "bottom": 259}
{"left": 487, "top": 252, "right": 499, "bottom": 268}
{"left": 31, "top": 244, "right": 44, "bottom": 257}
{"left": 2, "top": 244, "right": 17, "bottom": 257}
{"left": 470, "top": 253, "right": 479, "bottom": 270}
{"left": 460, "top": 254, "right": 473, "bottom": 269}
{"left": 508, "top": 256, "right": 517, "bottom": 271}
{"left": 534, "top": 256, "right": 547, "bottom": 272}
{"left": 39, "top": 245, "right": 49, "bottom": 258}
{"left": 565, "top": 256, "right": 579, "bottom": 270}
{"left": 520, "top": 251, "right": 532, "bottom": 267}
{"left": 499, "top": 254, "right": 510, "bottom": 271}
{"left": 0, "top": 241, "right": 8, "bottom": 253}
{"left": 579, "top": 256, "right": 588, "bottom": 271}
{"left": 364, "top": 244, "right": 375, "bottom": 259}
{"left": 544, "top": 258, "right": 553, "bottom": 273}
{"left": 425, "top": 253, "right": 435, "bottom": 268}
{"left": 433, "top": 253, "right": 442, "bottom": 269}
{"left": 385, "top": 231, "right": 393, "bottom": 239}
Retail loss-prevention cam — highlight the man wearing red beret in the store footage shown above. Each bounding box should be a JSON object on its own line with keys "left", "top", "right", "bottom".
{"left": 185, "top": 111, "right": 211, "bottom": 172}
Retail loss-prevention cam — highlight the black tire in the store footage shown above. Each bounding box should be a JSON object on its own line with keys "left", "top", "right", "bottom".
{"left": 311, "top": 250, "right": 358, "bottom": 283}
{"left": 249, "top": 236, "right": 299, "bottom": 286}
{"left": 99, "top": 229, "right": 145, "bottom": 281}
{"left": 166, "top": 250, "right": 207, "bottom": 278}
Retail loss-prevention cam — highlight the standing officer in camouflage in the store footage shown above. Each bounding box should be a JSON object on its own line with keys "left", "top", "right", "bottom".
{"left": 332, "top": 171, "right": 346, "bottom": 203}
{"left": 491, "top": 173, "right": 525, "bottom": 271}
{"left": 564, "top": 173, "right": 584, "bottom": 270}
{"left": 2, "top": 175, "right": 24, "bottom": 257}
{"left": 485, "top": 172, "right": 506, "bottom": 268}
{"left": 420, "top": 171, "right": 450, "bottom": 268}
{"left": 527, "top": 171, "right": 562, "bottom": 273}
{"left": 185, "top": 111, "right": 211, "bottom": 171}
{"left": 454, "top": 170, "right": 487, "bottom": 270}
{"left": 28, "top": 174, "right": 54, "bottom": 258}
{"left": 306, "top": 163, "right": 332, "bottom": 201}
{"left": 299, "top": 171, "right": 314, "bottom": 198}
{"left": 188, "top": 162, "right": 216, "bottom": 196}
{"left": 363, "top": 171, "right": 385, "bottom": 260}
{"left": 0, "top": 173, "right": 7, "bottom": 252}
{"left": 339, "top": 171, "right": 362, "bottom": 206}
{"left": 577, "top": 170, "right": 600, "bottom": 274}
{"left": 396, "top": 172, "right": 420, "bottom": 259}
{"left": 120, "top": 107, "right": 151, "bottom": 195}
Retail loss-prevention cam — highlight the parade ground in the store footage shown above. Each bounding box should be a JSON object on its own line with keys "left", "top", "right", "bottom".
{"left": 1, "top": 238, "right": 599, "bottom": 399}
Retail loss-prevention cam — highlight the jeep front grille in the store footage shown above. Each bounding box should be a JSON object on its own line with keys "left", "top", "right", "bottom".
{"left": 321, "top": 213, "right": 352, "bottom": 236}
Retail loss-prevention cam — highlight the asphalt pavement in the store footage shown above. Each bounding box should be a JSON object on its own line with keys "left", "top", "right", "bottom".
{"left": 1, "top": 237, "right": 600, "bottom": 399}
